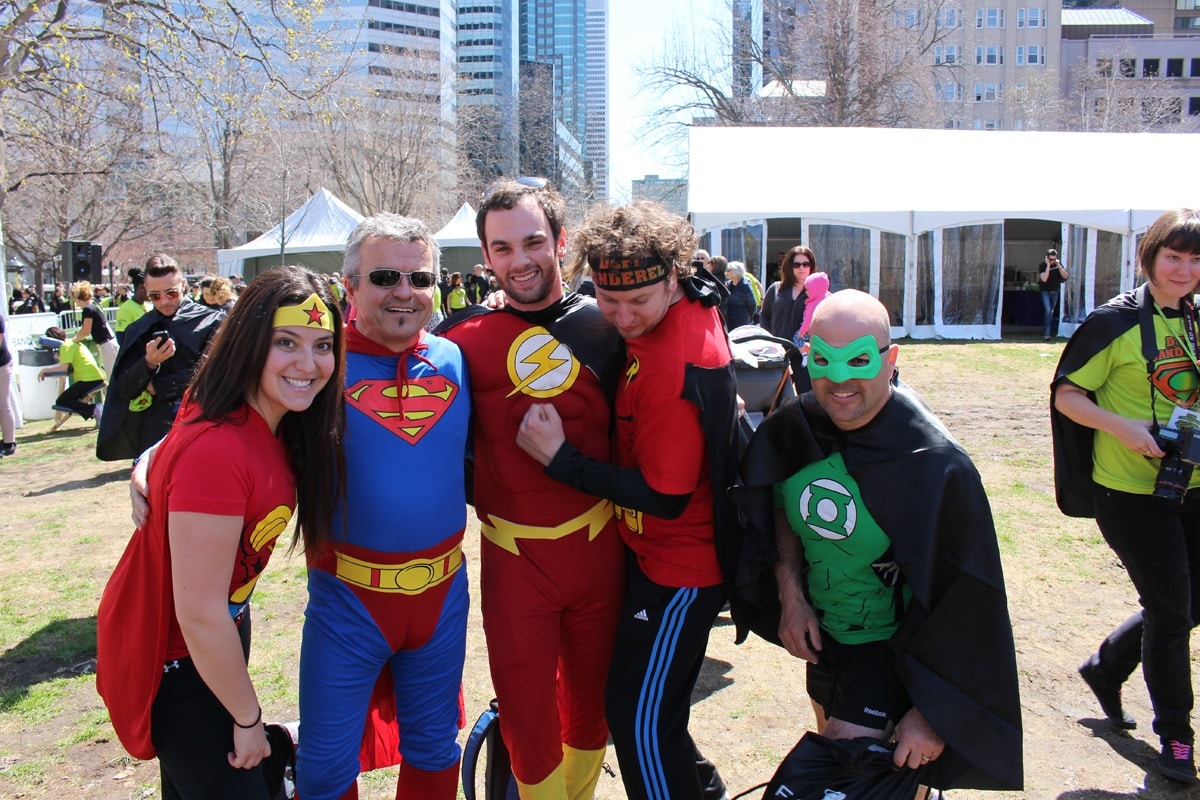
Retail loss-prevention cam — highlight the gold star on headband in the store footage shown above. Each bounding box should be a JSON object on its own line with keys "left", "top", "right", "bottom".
{"left": 273, "top": 293, "right": 335, "bottom": 332}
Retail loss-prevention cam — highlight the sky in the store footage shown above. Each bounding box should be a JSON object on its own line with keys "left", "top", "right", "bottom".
{"left": 605, "top": 0, "right": 727, "bottom": 202}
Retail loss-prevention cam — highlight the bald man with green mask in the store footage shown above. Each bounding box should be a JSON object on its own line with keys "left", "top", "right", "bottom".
{"left": 735, "top": 290, "right": 1023, "bottom": 793}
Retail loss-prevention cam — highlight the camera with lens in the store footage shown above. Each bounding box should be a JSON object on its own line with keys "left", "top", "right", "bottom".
{"left": 1151, "top": 424, "right": 1200, "bottom": 503}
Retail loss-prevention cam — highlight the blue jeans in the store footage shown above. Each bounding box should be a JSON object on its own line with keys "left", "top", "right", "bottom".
{"left": 1041, "top": 290, "right": 1060, "bottom": 337}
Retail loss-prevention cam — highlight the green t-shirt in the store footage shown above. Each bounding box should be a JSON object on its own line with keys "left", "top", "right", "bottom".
{"left": 59, "top": 341, "right": 106, "bottom": 383}
{"left": 774, "top": 452, "right": 910, "bottom": 644}
{"left": 1066, "top": 308, "right": 1200, "bottom": 494}
{"left": 114, "top": 299, "right": 149, "bottom": 334}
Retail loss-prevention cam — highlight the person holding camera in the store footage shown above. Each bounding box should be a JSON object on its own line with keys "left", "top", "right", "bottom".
{"left": 97, "top": 254, "right": 225, "bottom": 462}
{"left": 1052, "top": 208, "right": 1200, "bottom": 784}
{"left": 1039, "top": 248, "right": 1068, "bottom": 341}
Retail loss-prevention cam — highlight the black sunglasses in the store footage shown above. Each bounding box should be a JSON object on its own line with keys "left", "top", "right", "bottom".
{"left": 792, "top": 261, "right": 812, "bottom": 268}
{"left": 361, "top": 269, "right": 437, "bottom": 289}
{"left": 482, "top": 175, "right": 548, "bottom": 201}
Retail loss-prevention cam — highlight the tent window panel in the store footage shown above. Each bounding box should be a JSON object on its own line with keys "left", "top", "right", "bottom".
{"left": 941, "top": 224, "right": 1002, "bottom": 325}
{"left": 916, "top": 232, "right": 935, "bottom": 325}
{"left": 1063, "top": 226, "right": 1088, "bottom": 325}
{"left": 743, "top": 224, "right": 764, "bottom": 285}
{"left": 721, "top": 228, "right": 745, "bottom": 262}
{"left": 810, "top": 225, "right": 870, "bottom": 294}
{"left": 880, "top": 232, "right": 906, "bottom": 326}
{"left": 1094, "top": 231, "right": 1123, "bottom": 311}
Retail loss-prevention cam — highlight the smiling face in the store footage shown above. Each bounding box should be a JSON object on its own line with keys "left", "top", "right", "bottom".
{"left": 808, "top": 291, "right": 897, "bottom": 431}
{"left": 344, "top": 236, "right": 434, "bottom": 352}
{"left": 481, "top": 195, "right": 565, "bottom": 311}
{"left": 1147, "top": 246, "right": 1200, "bottom": 310}
{"left": 251, "top": 324, "right": 336, "bottom": 433}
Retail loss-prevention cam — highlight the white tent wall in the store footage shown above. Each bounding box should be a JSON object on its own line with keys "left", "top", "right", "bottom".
{"left": 690, "top": 127, "right": 1200, "bottom": 339}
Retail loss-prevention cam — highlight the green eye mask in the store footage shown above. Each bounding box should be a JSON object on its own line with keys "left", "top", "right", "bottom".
{"left": 808, "top": 334, "right": 888, "bottom": 383}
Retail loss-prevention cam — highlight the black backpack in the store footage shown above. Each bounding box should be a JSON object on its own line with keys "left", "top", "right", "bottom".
{"left": 462, "top": 700, "right": 519, "bottom": 800}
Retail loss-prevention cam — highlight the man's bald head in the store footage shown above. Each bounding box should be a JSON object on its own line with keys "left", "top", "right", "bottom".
{"left": 810, "top": 289, "right": 891, "bottom": 348}
{"left": 808, "top": 290, "right": 897, "bottom": 431}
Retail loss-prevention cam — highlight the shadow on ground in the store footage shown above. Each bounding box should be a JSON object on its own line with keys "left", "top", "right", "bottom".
{"left": 0, "top": 616, "right": 97, "bottom": 711}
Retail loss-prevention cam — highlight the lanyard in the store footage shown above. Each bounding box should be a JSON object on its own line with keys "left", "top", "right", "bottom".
{"left": 1153, "top": 297, "right": 1200, "bottom": 374}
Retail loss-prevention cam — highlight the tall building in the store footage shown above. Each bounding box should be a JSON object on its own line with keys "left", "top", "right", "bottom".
{"left": 585, "top": 0, "right": 610, "bottom": 200}
{"left": 458, "top": 0, "right": 522, "bottom": 183}
{"left": 518, "top": 0, "right": 601, "bottom": 202}
{"left": 732, "top": 0, "right": 764, "bottom": 97}
{"left": 321, "top": 0, "right": 460, "bottom": 206}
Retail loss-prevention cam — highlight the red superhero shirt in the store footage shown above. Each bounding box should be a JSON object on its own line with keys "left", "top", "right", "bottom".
{"left": 442, "top": 307, "right": 617, "bottom": 536}
{"left": 616, "top": 297, "right": 731, "bottom": 588}
{"left": 96, "top": 402, "right": 295, "bottom": 759}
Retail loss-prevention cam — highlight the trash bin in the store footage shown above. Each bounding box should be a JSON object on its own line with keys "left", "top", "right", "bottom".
{"left": 17, "top": 349, "right": 58, "bottom": 421}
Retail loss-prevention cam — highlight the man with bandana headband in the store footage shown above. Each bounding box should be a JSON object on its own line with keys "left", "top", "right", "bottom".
{"left": 517, "top": 201, "right": 739, "bottom": 800}
{"left": 733, "top": 290, "right": 1023, "bottom": 793}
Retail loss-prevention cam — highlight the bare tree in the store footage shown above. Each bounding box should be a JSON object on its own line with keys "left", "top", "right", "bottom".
{"left": 1067, "top": 52, "right": 1200, "bottom": 133}
{"left": 638, "top": 0, "right": 952, "bottom": 164}
{"left": 300, "top": 48, "right": 456, "bottom": 224}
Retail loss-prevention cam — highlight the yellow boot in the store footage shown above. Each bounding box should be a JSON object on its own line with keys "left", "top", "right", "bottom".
{"left": 517, "top": 759, "right": 566, "bottom": 800}
{"left": 563, "top": 745, "right": 606, "bottom": 800}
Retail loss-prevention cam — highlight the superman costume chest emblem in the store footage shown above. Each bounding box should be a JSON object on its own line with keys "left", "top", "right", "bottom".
{"left": 345, "top": 375, "right": 459, "bottom": 444}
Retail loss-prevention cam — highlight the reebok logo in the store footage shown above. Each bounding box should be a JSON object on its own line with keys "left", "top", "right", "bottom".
{"left": 633, "top": 609, "right": 649, "bottom": 621}
{"left": 862, "top": 706, "right": 887, "bottom": 718}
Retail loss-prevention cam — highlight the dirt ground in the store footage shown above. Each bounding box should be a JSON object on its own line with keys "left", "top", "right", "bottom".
{"left": 1, "top": 339, "right": 1199, "bottom": 799}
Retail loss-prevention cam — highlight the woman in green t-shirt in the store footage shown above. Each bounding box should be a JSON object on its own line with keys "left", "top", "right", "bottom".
{"left": 39, "top": 326, "right": 106, "bottom": 421}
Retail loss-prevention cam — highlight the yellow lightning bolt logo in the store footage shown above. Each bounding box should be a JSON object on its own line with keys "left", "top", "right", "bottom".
{"left": 506, "top": 327, "right": 581, "bottom": 399}
{"left": 625, "top": 356, "right": 640, "bottom": 387}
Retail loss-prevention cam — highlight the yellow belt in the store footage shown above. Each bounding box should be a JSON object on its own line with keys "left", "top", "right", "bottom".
{"left": 481, "top": 499, "right": 613, "bottom": 556}
{"left": 335, "top": 543, "right": 462, "bottom": 594}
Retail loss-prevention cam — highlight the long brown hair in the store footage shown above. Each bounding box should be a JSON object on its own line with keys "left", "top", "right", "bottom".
{"left": 780, "top": 245, "right": 819, "bottom": 290}
{"left": 187, "top": 266, "right": 347, "bottom": 552}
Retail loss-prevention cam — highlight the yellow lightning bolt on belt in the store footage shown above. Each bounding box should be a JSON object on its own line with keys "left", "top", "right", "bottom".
{"left": 482, "top": 499, "right": 614, "bottom": 555}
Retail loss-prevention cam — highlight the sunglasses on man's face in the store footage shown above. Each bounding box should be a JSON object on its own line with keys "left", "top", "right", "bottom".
{"left": 362, "top": 269, "right": 437, "bottom": 290}
{"left": 147, "top": 288, "right": 183, "bottom": 301}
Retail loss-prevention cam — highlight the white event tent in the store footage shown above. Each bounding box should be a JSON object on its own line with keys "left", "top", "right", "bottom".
{"left": 217, "top": 188, "right": 365, "bottom": 279}
{"left": 434, "top": 202, "right": 484, "bottom": 275}
{"left": 689, "top": 126, "right": 1200, "bottom": 339}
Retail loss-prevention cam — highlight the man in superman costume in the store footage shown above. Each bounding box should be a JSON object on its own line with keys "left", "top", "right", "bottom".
{"left": 732, "top": 290, "right": 1023, "bottom": 792}
{"left": 436, "top": 178, "right": 627, "bottom": 800}
{"left": 297, "top": 214, "right": 471, "bottom": 800}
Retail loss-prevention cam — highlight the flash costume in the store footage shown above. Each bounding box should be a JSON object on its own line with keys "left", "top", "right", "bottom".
{"left": 439, "top": 295, "right": 626, "bottom": 800}
{"left": 97, "top": 401, "right": 295, "bottom": 796}
{"left": 296, "top": 326, "right": 471, "bottom": 800}
{"left": 734, "top": 382, "right": 1023, "bottom": 791}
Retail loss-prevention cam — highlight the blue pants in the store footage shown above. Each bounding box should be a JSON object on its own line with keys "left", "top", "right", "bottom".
{"left": 1091, "top": 485, "right": 1200, "bottom": 743}
{"left": 1041, "top": 290, "right": 1060, "bottom": 337}
{"left": 296, "top": 568, "right": 468, "bottom": 800}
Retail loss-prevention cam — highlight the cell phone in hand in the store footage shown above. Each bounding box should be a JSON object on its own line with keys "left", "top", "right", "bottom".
{"left": 150, "top": 330, "right": 171, "bottom": 347}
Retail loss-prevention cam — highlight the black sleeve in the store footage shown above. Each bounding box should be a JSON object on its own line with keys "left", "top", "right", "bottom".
{"left": 545, "top": 441, "right": 691, "bottom": 519}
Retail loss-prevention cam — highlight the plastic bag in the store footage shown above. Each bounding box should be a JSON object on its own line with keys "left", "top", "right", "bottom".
{"left": 763, "top": 733, "right": 926, "bottom": 800}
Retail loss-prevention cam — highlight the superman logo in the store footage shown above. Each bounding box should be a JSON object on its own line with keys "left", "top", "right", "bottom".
{"left": 346, "top": 375, "right": 459, "bottom": 444}
{"left": 1151, "top": 350, "right": 1200, "bottom": 409}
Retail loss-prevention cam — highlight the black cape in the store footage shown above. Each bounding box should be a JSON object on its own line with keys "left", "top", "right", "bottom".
{"left": 1050, "top": 286, "right": 1147, "bottom": 518}
{"left": 96, "top": 299, "right": 225, "bottom": 462}
{"left": 731, "top": 382, "right": 1023, "bottom": 790}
